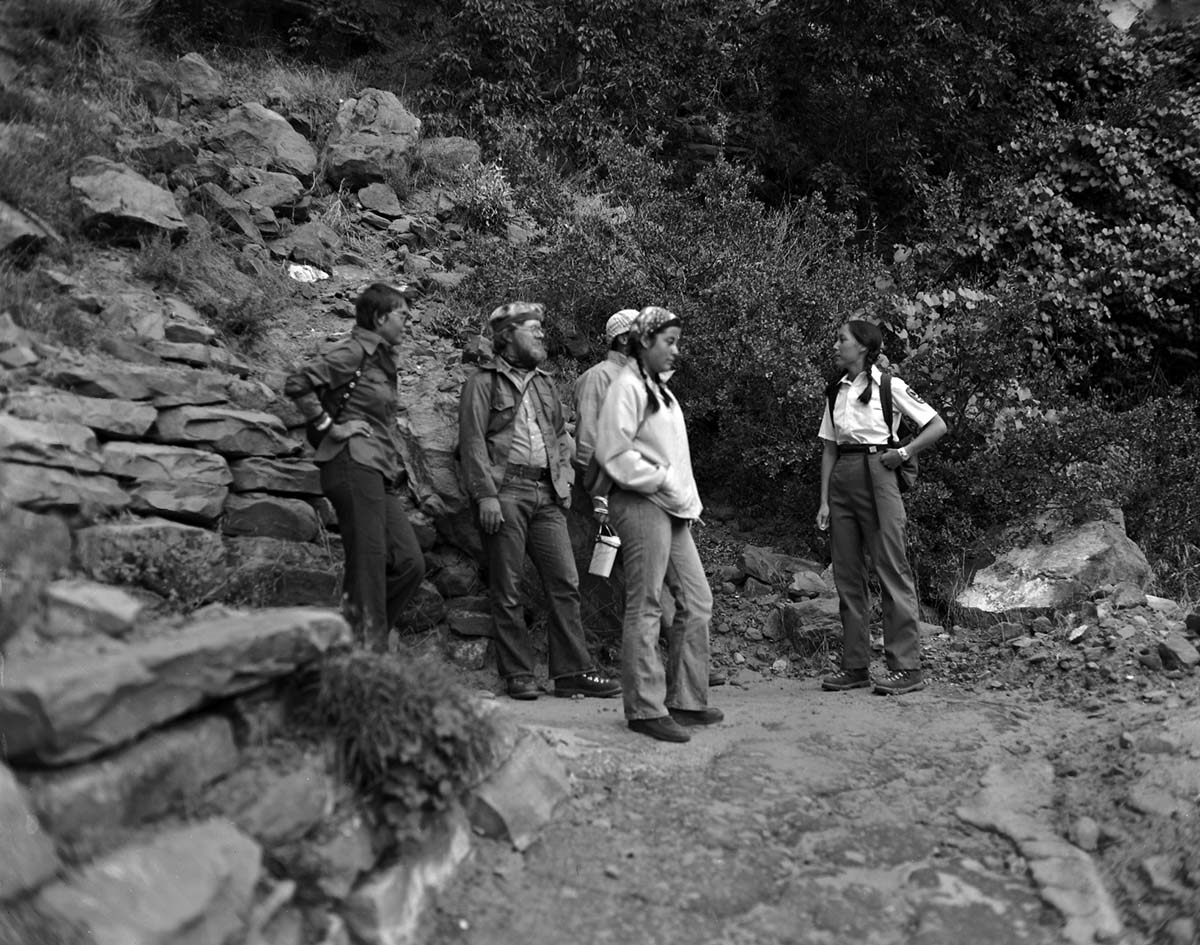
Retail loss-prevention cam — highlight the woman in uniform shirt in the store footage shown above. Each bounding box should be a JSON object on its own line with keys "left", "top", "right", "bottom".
{"left": 815, "top": 320, "right": 946, "bottom": 695}
{"left": 284, "top": 283, "right": 425, "bottom": 652}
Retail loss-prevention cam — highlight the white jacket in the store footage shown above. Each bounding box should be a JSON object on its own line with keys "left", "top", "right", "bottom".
{"left": 595, "top": 365, "right": 703, "bottom": 520}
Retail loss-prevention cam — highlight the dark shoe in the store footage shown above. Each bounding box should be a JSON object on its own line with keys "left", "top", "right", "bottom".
{"left": 669, "top": 706, "right": 725, "bottom": 726}
{"left": 628, "top": 716, "right": 691, "bottom": 742}
{"left": 506, "top": 675, "right": 540, "bottom": 700}
{"left": 873, "top": 669, "right": 925, "bottom": 695}
{"left": 555, "top": 671, "right": 621, "bottom": 698}
{"left": 821, "top": 668, "right": 871, "bottom": 691}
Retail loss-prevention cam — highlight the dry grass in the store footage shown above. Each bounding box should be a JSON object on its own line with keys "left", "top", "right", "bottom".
{"left": 217, "top": 51, "right": 359, "bottom": 145}
{"left": 0, "top": 88, "right": 117, "bottom": 230}
{"left": 0, "top": 259, "right": 96, "bottom": 350}
{"left": 8, "top": 0, "right": 155, "bottom": 58}
{"left": 134, "top": 228, "right": 296, "bottom": 352}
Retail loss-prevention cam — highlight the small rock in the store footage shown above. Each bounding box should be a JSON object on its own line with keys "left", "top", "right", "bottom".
{"left": 1164, "top": 917, "right": 1196, "bottom": 945}
{"left": 1071, "top": 816, "right": 1100, "bottom": 852}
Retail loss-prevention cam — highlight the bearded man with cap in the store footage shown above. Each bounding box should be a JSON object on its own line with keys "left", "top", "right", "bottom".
{"left": 457, "top": 301, "right": 621, "bottom": 701}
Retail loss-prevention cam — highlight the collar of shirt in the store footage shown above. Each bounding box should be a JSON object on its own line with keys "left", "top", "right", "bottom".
{"left": 839, "top": 364, "right": 883, "bottom": 394}
{"left": 605, "top": 350, "right": 631, "bottom": 367}
{"left": 350, "top": 325, "right": 386, "bottom": 354}
{"left": 496, "top": 356, "right": 549, "bottom": 391}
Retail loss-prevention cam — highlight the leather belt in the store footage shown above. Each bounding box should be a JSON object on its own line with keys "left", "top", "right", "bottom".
{"left": 837, "top": 443, "right": 889, "bottom": 455}
{"left": 504, "top": 463, "right": 551, "bottom": 482}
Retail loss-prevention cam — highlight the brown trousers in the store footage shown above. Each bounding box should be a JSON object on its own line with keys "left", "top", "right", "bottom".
{"left": 828, "top": 451, "right": 922, "bottom": 672}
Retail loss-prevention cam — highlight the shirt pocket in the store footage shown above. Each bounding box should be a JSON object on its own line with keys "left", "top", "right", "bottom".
{"left": 487, "top": 381, "right": 520, "bottom": 435}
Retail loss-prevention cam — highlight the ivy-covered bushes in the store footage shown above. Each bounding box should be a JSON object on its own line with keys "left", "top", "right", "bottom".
{"left": 457, "top": 140, "right": 886, "bottom": 503}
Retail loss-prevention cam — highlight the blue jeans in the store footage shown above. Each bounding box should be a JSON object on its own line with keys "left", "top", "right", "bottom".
{"left": 609, "top": 491, "right": 711, "bottom": 720}
{"left": 320, "top": 451, "right": 425, "bottom": 651}
{"left": 483, "top": 480, "right": 594, "bottom": 680}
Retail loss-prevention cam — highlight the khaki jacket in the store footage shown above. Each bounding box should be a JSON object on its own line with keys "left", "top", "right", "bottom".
{"left": 457, "top": 359, "right": 573, "bottom": 504}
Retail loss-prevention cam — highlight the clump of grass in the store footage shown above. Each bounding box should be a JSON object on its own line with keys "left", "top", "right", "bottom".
{"left": 9, "top": 0, "right": 154, "bottom": 59}
{"left": 296, "top": 650, "right": 498, "bottom": 843}
{"left": 0, "top": 259, "right": 95, "bottom": 350}
{"left": 218, "top": 51, "right": 359, "bottom": 145}
{"left": 0, "top": 90, "right": 116, "bottom": 231}
{"left": 134, "top": 229, "right": 295, "bottom": 352}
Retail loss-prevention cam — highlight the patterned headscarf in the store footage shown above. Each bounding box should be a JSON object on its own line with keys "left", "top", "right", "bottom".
{"left": 630, "top": 306, "right": 681, "bottom": 340}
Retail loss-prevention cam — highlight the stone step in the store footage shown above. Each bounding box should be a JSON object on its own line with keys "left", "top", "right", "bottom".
{"left": 35, "top": 819, "right": 261, "bottom": 945}
{"left": 0, "top": 607, "right": 348, "bottom": 765}
{"left": 23, "top": 715, "right": 238, "bottom": 853}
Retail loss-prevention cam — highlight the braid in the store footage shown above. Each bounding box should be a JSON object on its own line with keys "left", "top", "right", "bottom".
{"left": 637, "top": 358, "right": 662, "bottom": 414}
{"left": 858, "top": 351, "right": 877, "bottom": 405}
{"left": 846, "top": 319, "right": 883, "bottom": 405}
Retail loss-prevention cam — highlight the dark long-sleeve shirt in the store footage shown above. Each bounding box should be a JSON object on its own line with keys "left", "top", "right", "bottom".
{"left": 283, "top": 326, "right": 403, "bottom": 481}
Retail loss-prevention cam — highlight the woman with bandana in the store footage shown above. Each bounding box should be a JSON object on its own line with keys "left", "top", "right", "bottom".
{"left": 594, "top": 306, "right": 722, "bottom": 743}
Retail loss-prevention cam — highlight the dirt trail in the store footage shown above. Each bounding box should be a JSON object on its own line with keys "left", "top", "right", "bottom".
{"left": 422, "top": 678, "right": 1156, "bottom": 945}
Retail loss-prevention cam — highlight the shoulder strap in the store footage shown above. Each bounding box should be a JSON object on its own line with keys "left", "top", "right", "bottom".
{"left": 825, "top": 380, "right": 840, "bottom": 431}
{"left": 325, "top": 348, "right": 370, "bottom": 424}
{"left": 880, "top": 371, "right": 897, "bottom": 446}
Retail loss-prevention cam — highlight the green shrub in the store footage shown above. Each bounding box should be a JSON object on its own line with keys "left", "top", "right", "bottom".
{"left": 453, "top": 162, "right": 514, "bottom": 234}
{"left": 302, "top": 651, "right": 498, "bottom": 842}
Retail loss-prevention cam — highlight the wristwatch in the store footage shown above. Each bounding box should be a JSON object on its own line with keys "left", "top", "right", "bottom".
{"left": 897, "top": 446, "right": 910, "bottom": 462}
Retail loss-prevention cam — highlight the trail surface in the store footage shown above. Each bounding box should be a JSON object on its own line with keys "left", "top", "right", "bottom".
{"left": 425, "top": 678, "right": 1148, "bottom": 945}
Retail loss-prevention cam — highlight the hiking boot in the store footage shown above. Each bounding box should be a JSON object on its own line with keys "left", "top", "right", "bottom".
{"left": 555, "top": 671, "right": 621, "bottom": 698}
{"left": 873, "top": 669, "right": 925, "bottom": 695}
{"left": 669, "top": 706, "right": 725, "bottom": 726}
{"left": 628, "top": 716, "right": 691, "bottom": 742}
{"left": 506, "top": 675, "right": 540, "bottom": 700}
{"left": 821, "top": 668, "right": 871, "bottom": 691}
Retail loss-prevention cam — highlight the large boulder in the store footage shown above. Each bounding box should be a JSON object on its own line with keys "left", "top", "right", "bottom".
{"left": 221, "top": 492, "right": 320, "bottom": 542}
{"left": 35, "top": 820, "right": 261, "bottom": 945}
{"left": 0, "top": 608, "right": 348, "bottom": 764}
{"left": 267, "top": 219, "right": 341, "bottom": 269}
{"left": 153, "top": 404, "right": 295, "bottom": 457}
{"left": 324, "top": 88, "right": 421, "bottom": 189}
{"left": 235, "top": 168, "right": 305, "bottom": 210}
{"left": 0, "top": 414, "right": 102, "bottom": 472}
{"left": 47, "top": 358, "right": 231, "bottom": 405}
{"left": 4, "top": 388, "right": 157, "bottom": 439}
{"left": 69, "top": 156, "right": 187, "bottom": 242}
{"left": 101, "top": 441, "right": 232, "bottom": 524}
{"left": 24, "top": 716, "right": 238, "bottom": 849}
{"left": 0, "top": 462, "right": 130, "bottom": 520}
{"left": 206, "top": 102, "right": 317, "bottom": 181}
{"left": 956, "top": 517, "right": 1153, "bottom": 622}
{"left": 75, "top": 517, "right": 228, "bottom": 598}
{"left": 174, "top": 52, "right": 224, "bottom": 106}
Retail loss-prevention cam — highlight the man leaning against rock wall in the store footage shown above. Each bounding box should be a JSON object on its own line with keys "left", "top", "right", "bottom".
{"left": 456, "top": 301, "right": 621, "bottom": 702}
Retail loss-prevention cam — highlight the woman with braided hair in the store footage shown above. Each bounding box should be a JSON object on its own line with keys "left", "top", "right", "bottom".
{"left": 816, "top": 320, "right": 946, "bottom": 695}
{"left": 594, "top": 306, "right": 723, "bottom": 742}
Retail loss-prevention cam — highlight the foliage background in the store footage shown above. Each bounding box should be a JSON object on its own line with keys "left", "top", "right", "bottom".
{"left": 6, "top": 0, "right": 1199, "bottom": 601}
